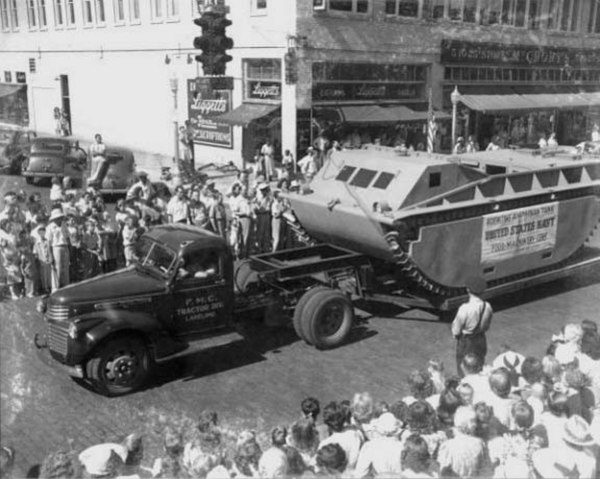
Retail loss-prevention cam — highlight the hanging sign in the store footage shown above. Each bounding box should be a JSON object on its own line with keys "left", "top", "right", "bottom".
{"left": 188, "top": 78, "right": 233, "bottom": 149}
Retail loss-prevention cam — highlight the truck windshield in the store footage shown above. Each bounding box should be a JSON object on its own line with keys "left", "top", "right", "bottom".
{"left": 135, "top": 237, "right": 177, "bottom": 277}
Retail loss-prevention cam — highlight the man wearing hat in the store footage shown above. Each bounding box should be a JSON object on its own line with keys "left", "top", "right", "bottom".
{"left": 126, "top": 171, "right": 155, "bottom": 203}
{"left": 253, "top": 182, "right": 272, "bottom": 253}
{"left": 46, "top": 208, "right": 70, "bottom": 291}
{"left": 451, "top": 276, "right": 493, "bottom": 376}
{"left": 298, "top": 147, "right": 317, "bottom": 182}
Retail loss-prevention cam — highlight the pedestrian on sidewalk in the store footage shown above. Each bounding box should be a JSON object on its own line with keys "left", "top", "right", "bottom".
{"left": 451, "top": 276, "right": 493, "bottom": 376}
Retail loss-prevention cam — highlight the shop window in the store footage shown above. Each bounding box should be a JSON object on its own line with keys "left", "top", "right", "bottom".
{"left": 373, "top": 172, "right": 395, "bottom": 189}
{"left": 1, "top": 0, "right": 10, "bottom": 30}
{"left": 95, "top": 0, "right": 105, "bottom": 24}
{"left": 9, "top": 0, "right": 18, "bottom": 28}
{"left": 429, "top": 172, "right": 441, "bottom": 188}
{"left": 128, "top": 0, "right": 140, "bottom": 23}
{"left": 27, "top": 0, "right": 37, "bottom": 28}
{"left": 330, "top": 0, "right": 352, "bottom": 11}
{"left": 463, "top": 0, "right": 477, "bottom": 22}
{"left": 113, "top": 0, "right": 125, "bottom": 23}
{"left": 350, "top": 169, "right": 377, "bottom": 188}
{"left": 38, "top": 0, "right": 47, "bottom": 28}
{"left": 336, "top": 165, "right": 356, "bottom": 182}
{"left": 82, "top": 0, "right": 93, "bottom": 25}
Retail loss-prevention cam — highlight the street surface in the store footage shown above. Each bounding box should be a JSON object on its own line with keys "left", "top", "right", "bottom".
{"left": 1, "top": 173, "right": 600, "bottom": 475}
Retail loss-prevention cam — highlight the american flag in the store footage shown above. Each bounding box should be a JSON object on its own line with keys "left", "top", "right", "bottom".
{"left": 427, "top": 87, "right": 436, "bottom": 154}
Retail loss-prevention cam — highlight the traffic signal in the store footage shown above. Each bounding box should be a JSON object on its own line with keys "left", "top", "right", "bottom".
{"left": 193, "top": 12, "right": 233, "bottom": 76}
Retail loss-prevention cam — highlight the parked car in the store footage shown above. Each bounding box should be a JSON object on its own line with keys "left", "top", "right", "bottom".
{"left": 0, "top": 128, "right": 36, "bottom": 174}
{"left": 21, "top": 137, "right": 87, "bottom": 187}
{"left": 86, "top": 147, "right": 136, "bottom": 196}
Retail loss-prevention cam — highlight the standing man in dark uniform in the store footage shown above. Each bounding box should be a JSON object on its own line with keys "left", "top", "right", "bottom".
{"left": 452, "top": 276, "right": 493, "bottom": 376}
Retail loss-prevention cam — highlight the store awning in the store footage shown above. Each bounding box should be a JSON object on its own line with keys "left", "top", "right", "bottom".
{"left": 217, "top": 103, "right": 279, "bottom": 127}
{"left": 458, "top": 91, "right": 600, "bottom": 113}
{"left": 314, "top": 105, "right": 451, "bottom": 124}
{"left": 0, "top": 84, "right": 25, "bottom": 99}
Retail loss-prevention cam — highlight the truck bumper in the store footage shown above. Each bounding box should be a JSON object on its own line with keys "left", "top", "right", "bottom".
{"left": 34, "top": 332, "right": 85, "bottom": 378}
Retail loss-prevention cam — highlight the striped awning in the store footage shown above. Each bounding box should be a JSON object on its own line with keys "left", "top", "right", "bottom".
{"left": 314, "top": 105, "right": 451, "bottom": 124}
{"left": 458, "top": 91, "right": 600, "bottom": 113}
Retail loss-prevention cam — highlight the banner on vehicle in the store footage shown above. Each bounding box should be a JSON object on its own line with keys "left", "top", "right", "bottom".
{"left": 481, "top": 202, "right": 558, "bottom": 261}
{"left": 187, "top": 78, "right": 233, "bottom": 149}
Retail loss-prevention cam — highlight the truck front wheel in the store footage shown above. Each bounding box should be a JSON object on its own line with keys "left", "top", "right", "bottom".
{"left": 86, "top": 336, "right": 151, "bottom": 396}
{"left": 301, "top": 289, "right": 354, "bottom": 350}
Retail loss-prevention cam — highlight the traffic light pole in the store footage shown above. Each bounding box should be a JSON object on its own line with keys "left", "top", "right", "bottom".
{"left": 169, "top": 76, "right": 181, "bottom": 187}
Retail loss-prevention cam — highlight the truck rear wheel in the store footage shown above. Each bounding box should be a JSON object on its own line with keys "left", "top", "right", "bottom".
{"left": 292, "top": 286, "right": 329, "bottom": 342}
{"left": 86, "top": 336, "right": 151, "bottom": 396}
{"left": 301, "top": 289, "right": 354, "bottom": 349}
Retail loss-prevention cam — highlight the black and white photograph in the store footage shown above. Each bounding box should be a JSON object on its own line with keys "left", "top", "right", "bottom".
{"left": 1, "top": 0, "right": 599, "bottom": 477}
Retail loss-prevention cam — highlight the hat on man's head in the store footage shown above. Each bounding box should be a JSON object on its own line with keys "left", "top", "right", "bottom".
{"left": 374, "top": 412, "right": 401, "bottom": 437}
{"left": 49, "top": 209, "right": 65, "bottom": 222}
{"left": 137, "top": 171, "right": 148, "bottom": 178}
{"left": 562, "top": 415, "right": 595, "bottom": 447}
{"left": 258, "top": 182, "right": 270, "bottom": 191}
{"left": 290, "top": 180, "right": 301, "bottom": 189}
{"left": 464, "top": 276, "right": 486, "bottom": 295}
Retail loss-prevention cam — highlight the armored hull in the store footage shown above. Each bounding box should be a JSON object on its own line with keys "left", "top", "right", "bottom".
{"left": 287, "top": 147, "right": 600, "bottom": 297}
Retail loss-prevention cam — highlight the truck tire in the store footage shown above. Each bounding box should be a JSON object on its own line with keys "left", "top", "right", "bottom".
{"left": 292, "top": 286, "right": 329, "bottom": 342}
{"left": 300, "top": 289, "right": 354, "bottom": 350}
{"left": 86, "top": 335, "right": 151, "bottom": 396}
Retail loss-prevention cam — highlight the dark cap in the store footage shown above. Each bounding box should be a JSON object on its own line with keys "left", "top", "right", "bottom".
{"left": 464, "top": 276, "right": 486, "bottom": 295}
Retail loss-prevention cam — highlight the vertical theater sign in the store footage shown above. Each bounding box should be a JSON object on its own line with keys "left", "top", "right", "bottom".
{"left": 188, "top": 77, "right": 233, "bottom": 149}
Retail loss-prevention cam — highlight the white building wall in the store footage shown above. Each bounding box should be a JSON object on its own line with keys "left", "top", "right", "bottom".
{"left": 0, "top": 0, "right": 298, "bottom": 172}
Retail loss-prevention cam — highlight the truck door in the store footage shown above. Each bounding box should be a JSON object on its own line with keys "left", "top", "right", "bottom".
{"left": 171, "top": 247, "right": 230, "bottom": 336}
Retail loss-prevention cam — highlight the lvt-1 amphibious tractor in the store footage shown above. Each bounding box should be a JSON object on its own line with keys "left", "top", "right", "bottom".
{"left": 36, "top": 146, "right": 600, "bottom": 395}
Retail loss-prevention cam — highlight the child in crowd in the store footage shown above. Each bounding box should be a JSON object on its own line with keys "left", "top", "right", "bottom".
{"left": 122, "top": 215, "right": 140, "bottom": 266}
{"left": 33, "top": 225, "right": 52, "bottom": 294}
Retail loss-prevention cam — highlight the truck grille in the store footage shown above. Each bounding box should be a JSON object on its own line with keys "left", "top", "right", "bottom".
{"left": 46, "top": 305, "right": 69, "bottom": 360}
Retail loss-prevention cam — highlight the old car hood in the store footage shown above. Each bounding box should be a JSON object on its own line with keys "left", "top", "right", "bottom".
{"left": 51, "top": 266, "right": 168, "bottom": 305}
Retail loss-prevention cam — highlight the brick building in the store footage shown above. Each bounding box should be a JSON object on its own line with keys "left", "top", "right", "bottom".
{"left": 1, "top": 0, "right": 599, "bottom": 172}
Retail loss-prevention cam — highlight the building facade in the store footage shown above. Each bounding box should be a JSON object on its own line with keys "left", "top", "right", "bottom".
{"left": 1, "top": 0, "right": 599, "bottom": 172}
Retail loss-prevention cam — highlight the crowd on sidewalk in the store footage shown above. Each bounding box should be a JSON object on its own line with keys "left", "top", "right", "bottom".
{"left": 0, "top": 155, "right": 320, "bottom": 300}
{"left": 1, "top": 320, "right": 598, "bottom": 478}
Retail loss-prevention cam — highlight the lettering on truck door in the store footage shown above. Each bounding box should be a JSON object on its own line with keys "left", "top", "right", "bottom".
{"left": 172, "top": 248, "right": 228, "bottom": 335}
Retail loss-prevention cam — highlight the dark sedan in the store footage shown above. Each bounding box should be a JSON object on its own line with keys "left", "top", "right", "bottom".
{"left": 21, "top": 137, "right": 87, "bottom": 187}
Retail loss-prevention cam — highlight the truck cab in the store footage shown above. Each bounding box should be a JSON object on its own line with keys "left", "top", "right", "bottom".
{"left": 37, "top": 225, "right": 234, "bottom": 396}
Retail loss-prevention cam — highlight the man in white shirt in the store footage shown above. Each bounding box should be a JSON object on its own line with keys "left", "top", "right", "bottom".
{"left": 298, "top": 147, "right": 317, "bottom": 182}
{"left": 167, "top": 186, "right": 190, "bottom": 224}
{"left": 126, "top": 172, "right": 156, "bottom": 203}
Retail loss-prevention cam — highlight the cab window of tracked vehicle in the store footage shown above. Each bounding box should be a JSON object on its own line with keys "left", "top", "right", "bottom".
{"left": 135, "top": 237, "right": 177, "bottom": 277}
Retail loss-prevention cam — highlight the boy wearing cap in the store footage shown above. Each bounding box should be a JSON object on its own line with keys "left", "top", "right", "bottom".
{"left": 452, "top": 276, "right": 493, "bottom": 376}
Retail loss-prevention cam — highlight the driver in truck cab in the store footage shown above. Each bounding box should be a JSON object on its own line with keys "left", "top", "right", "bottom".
{"left": 177, "top": 252, "right": 217, "bottom": 280}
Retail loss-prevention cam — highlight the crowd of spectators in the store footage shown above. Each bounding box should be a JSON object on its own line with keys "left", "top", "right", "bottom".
{"left": 0, "top": 166, "right": 308, "bottom": 300}
{"left": 1, "top": 320, "right": 598, "bottom": 478}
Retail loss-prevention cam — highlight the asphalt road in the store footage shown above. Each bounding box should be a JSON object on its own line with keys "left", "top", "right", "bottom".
{"left": 1, "top": 173, "right": 600, "bottom": 475}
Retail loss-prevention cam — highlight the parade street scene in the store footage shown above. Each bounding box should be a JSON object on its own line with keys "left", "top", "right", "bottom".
{"left": 1, "top": 0, "right": 600, "bottom": 478}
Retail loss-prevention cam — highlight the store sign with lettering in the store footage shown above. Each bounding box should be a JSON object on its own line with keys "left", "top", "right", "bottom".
{"left": 247, "top": 81, "right": 281, "bottom": 100}
{"left": 441, "top": 40, "right": 600, "bottom": 67}
{"left": 313, "top": 83, "right": 420, "bottom": 102}
{"left": 188, "top": 78, "right": 233, "bottom": 149}
{"left": 481, "top": 202, "right": 558, "bottom": 261}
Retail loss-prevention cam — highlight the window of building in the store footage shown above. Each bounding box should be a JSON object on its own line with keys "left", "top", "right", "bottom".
{"left": 514, "top": 0, "right": 526, "bottom": 26}
{"left": 590, "top": 1, "right": 600, "bottom": 33}
{"left": 82, "top": 0, "right": 93, "bottom": 25}
{"left": 314, "top": 0, "right": 326, "bottom": 10}
{"left": 560, "top": 0, "right": 571, "bottom": 30}
{"left": 9, "top": 0, "right": 18, "bottom": 28}
{"left": 546, "top": 0, "right": 558, "bottom": 28}
{"left": 448, "top": 0, "right": 462, "bottom": 20}
{"left": 113, "top": 0, "right": 124, "bottom": 23}
{"left": 128, "top": 0, "right": 140, "bottom": 23}
{"left": 486, "top": 0, "right": 501, "bottom": 24}
{"left": 54, "top": 0, "right": 64, "bottom": 27}
{"left": 329, "top": 0, "right": 369, "bottom": 14}
{"left": 384, "top": 0, "right": 396, "bottom": 14}
{"left": 250, "top": 0, "right": 267, "bottom": 14}
{"left": 398, "top": 0, "right": 419, "bottom": 17}
{"left": 500, "top": 0, "right": 513, "bottom": 24}
{"left": 65, "top": 0, "right": 75, "bottom": 24}
{"left": 1, "top": 0, "right": 10, "bottom": 30}
{"left": 528, "top": 0, "right": 540, "bottom": 29}
{"left": 94, "top": 0, "right": 105, "bottom": 24}
{"left": 463, "top": 0, "right": 477, "bottom": 22}
{"left": 166, "top": 0, "right": 179, "bottom": 19}
{"left": 27, "top": 0, "right": 37, "bottom": 28}
{"left": 151, "top": 0, "right": 163, "bottom": 20}
{"left": 37, "top": 0, "right": 48, "bottom": 27}
{"left": 570, "top": 0, "right": 580, "bottom": 31}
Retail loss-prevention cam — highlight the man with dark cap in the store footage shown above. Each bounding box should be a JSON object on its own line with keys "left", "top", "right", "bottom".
{"left": 126, "top": 171, "right": 155, "bottom": 203}
{"left": 451, "top": 276, "right": 493, "bottom": 376}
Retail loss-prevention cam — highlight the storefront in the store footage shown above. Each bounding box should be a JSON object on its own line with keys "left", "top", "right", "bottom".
{"left": 305, "top": 61, "right": 452, "bottom": 152}
{"left": 0, "top": 71, "right": 29, "bottom": 126}
{"left": 218, "top": 58, "right": 282, "bottom": 164}
{"left": 441, "top": 40, "right": 600, "bottom": 148}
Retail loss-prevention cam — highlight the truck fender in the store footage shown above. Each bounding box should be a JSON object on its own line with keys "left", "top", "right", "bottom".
{"left": 73, "top": 310, "right": 163, "bottom": 351}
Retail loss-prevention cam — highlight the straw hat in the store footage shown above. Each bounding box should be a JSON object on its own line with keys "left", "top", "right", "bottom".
{"left": 562, "top": 415, "right": 596, "bottom": 447}
{"left": 49, "top": 209, "right": 65, "bottom": 222}
{"left": 78, "top": 443, "right": 128, "bottom": 477}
